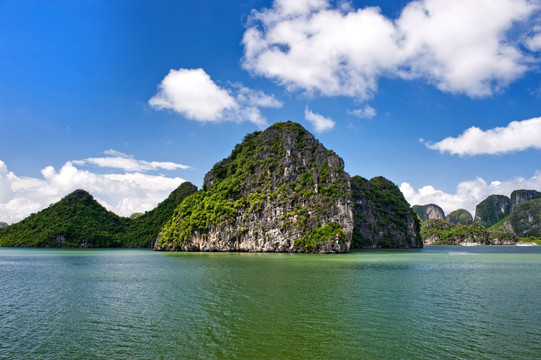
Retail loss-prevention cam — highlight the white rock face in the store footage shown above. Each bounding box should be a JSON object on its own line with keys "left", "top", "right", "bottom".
{"left": 155, "top": 122, "right": 353, "bottom": 253}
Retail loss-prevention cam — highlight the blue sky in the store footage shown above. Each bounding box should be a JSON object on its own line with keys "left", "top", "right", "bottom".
{"left": 1, "top": 0, "right": 541, "bottom": 223}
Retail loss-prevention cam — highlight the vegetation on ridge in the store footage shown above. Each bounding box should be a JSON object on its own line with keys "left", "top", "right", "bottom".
{"left": 0, "top": 182, "right": 197, "bottom": 248}
{"left": 0, "top": 190, "right": 125, "bottom": 247}
{"left": 157, "top": 121, "right": 351, "bottom": 250}
{"left": 445, "top": 209, "right": 473, "bottom": 226}
{"left": 351, "top": 175, "right": 421, "bottom": 248}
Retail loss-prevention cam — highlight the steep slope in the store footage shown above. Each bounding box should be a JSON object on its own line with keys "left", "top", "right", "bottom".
{"left": 502, "top": 198, "right": 541, "bottom": 237}
{"left": 474, "top": 195, "right": 511, "bottom": 227}
{"left": 510, "top": 190, "right": 541, "bottom": 212}
{"left": 445, "top": 209, "right": 473, "bottom": 225}
{"left": 120, "top": 182, "right": 198, "bottom": 248}
{"left": 351, "top": 176, "right": 421, "bottom": 248}
{"left": 421, "top": 219, "right": 516, "bottom": 245}
{"left": 412, "top": 204, "right": 445, "bottom": 221}
{"left": 155, "top": 121, "right": 353, "bottom": 253}
{"left": 0, "top": 190, "right": 125, "bottom": 247}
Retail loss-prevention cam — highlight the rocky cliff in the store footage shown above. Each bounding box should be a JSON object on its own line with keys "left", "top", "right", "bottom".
{"left": 510, "top": 190, "right": 541, "bottom": 212}
{"left": 412, "top": 204, "right": 445, "bottom": 221}
{"left": 155, "top": 121, "right": 353, "bottom": 253}
{"left": 421, "top": 219, "right": 516, "bottom": 245}
{"left": 474, "top": 195, "right": 511, "bottom": 227}
{"left": 445, "top": 209, "right": 473, "bottom": 225}
{"left": 351, "top": 176, "right": 421, "bottom": 248}
{"left": 502, "top": 198, "right": 541, "bottom": 237}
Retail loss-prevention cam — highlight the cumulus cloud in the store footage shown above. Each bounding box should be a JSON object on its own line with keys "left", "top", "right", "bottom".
{"left": 304, "top": 107, "right": 335, "bottom": 133}
{"left": 400, "top": 171, "right": 541, "bottom": 215}
{"left": 73, "top": 149, "right": 190, "bottom": 172}
{"left": 348, "top": 105, "right": 376, "bottom": 119}
{"left": 149, "top": 68, "right": 282, "bottom": 127}
{"left": 425, "top": 117, "right": 541, "bottom": 156}
{"left": 0, "top": 153, "right": 189, "bottom": 224}
{"left": 243, "top": 0, "right": 539, "bottom": 99}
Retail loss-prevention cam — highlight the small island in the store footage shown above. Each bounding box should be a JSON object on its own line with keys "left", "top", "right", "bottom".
{"left": 0, "top": 122, "right": 422, "bottom": 252}
{"left": 414, "top": 190, "right": 541, "bottom": 245}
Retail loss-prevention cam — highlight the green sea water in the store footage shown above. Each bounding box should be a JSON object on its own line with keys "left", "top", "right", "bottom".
{"left": 1, "top": 246, "right": 540, "bottom": 359}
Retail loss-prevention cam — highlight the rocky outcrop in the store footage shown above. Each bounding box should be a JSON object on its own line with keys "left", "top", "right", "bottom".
{"left": 474, "top": 195, "right": 511, "bottom": 227}
{"left": 445, "top": 209, "right": 473, "bottom": 225}
{"left": 412, "top": 204, "right": 445, "bottom": 221}
{"left": 155, "top": 121, "right": 353, "bottom": 253}
{"left": 421, "top": 219, "right": 516, "bottom": 245}
{"left": 351, "top": 176, "right": 421, "bottom": 248}
{"left": 510, "top": 190, "right": 541, "bottom": 212}
{"left": 502, "top": 198, "right": 541, "bottom": 237}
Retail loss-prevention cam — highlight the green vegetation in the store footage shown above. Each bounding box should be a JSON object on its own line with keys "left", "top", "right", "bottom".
{"left": 505, "top": 198, "right": 541, "bottom": 237}
{"left": 474, "top": 194, "right": 511, "bottom": 227}
{"left": 351, "top": 175, "right": 421, "bottom": 248}
{"left": 129, "top": 212, "right": 144, "bottom": 219}
{"left": 412, "top": 204, "right": 444, "bottom": 221}
{"left": 119, "top": 182, "right": 197, "bottom": 247}
{"left": 0, "top": 182, "right": 197, "bottom": 248}
{"left": 0, "top": 222, "right": 7, "bottom": 229}
{"left": 421, "top": 219, "right": 516, "bottom": 245}
{"left": 445, "top": 209, "right": 473, "bottom": 225}
{"left": 517, "top": 236, "right": 541, "bottom": 245}
{"left": 510, "top": 189, "right": 541, "bottom": 211}
{"left": 294, "top": 222, "right": 345, "bottom": 249}
{"left": 157, "top": 121, "right": 350, "bottom": 250}
{"left": 0, "top": 190, "right": 126, "bottom": 247}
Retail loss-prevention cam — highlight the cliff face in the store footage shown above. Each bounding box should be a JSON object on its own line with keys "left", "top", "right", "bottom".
{"left": 503, "top": 198, "right": 541, "bottom": 237}
{"left": 445, "top": 209, "right": 473, "bottom": 225}
{"left": 155, "top": 121, "right": 353, "bottom": 253}
{"left": 421, "top": 219, "right": 516, "bottom": 245}
{"left": 474, "top": 195, "right": 511, "bottom": 227}
{"left": 510, "top": 190, "right": 541, "bottom": 212}
{"left": 412, "top": 204, "right": 445, "bottom": 221}
{"left": 351, "top": 176, "right": 421, "bottom": 248}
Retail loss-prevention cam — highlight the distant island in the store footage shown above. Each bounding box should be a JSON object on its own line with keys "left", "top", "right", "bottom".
{"left": 4, "top": 122, "right": 538, "bottom": 250}
{"left": 0, "top": 121, "right": 421, "bottom": 252}
{"left": 413, "top": 190, "right": 541, "bottom": 245}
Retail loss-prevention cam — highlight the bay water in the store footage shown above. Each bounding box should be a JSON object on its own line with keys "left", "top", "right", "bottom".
{"left": 1, "top": 246, "right": 540, "bottom": 359}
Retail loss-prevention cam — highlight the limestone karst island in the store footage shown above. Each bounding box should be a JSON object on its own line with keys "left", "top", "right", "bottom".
{"left": 2, "top": 122, "right": 540, "bottom": 251}
{"left": 0, "top": 122, "right": 423, "bottom": 252}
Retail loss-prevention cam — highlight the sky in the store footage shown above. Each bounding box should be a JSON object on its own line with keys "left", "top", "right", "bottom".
{"left": 1, "top": 0, "right": 541, "bottom": 224}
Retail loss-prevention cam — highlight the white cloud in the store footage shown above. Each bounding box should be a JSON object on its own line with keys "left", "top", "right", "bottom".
{"left": 525, "top": 25, "right": 541, "bottom": 51}
{"left": 304, "top": 107, "right": 335, "bottom": 133}
{"left": 400, "top": 171, "right": 541, "bottom": 215}
{"left": 425, "top": 117, "right": 541, "bottom": 156}
{"left": 0, "top": 153, "right": 190, "bottom": 224}
{"left": 149, "top": 68, "right": 282, "bottom": 127}
{"left": 243, "top": 0, "right": 539, "bottom": 99}
{"left": 348, "top": 105, "right": 376, "bottom": 119}
{"left": 73, "top": 150, "right": 190, "bottom": 172}
{"left": 149, "top": 68, "right": 237, "bottom": 121}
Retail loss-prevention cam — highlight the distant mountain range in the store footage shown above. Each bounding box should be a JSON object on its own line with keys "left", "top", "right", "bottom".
{"left": 413, "top": 190, "right": 541, "bottom": 245}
